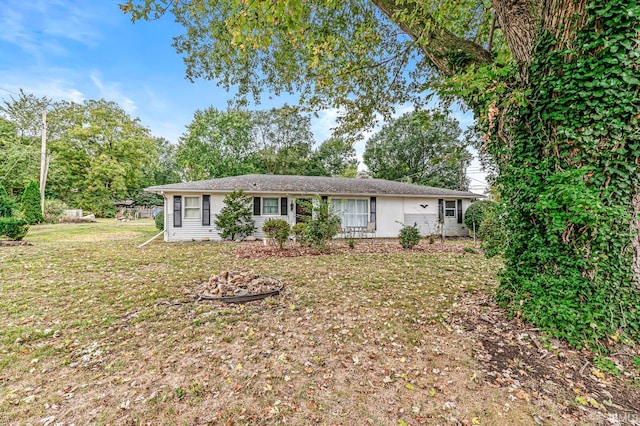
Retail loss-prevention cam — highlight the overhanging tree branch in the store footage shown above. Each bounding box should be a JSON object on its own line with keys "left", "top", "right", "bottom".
{"left": 370, "top": 0, "right": 493, "bottom": 75}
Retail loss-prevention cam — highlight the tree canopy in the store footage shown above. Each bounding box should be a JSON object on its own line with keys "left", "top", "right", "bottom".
{"left": 364, "top": 111, "right": 471, "bottom": 189}
{"left": 176, "top": 107, "right": 260, "bottom": 181}
{"left": 1, "top": 93, "right": 159, "bottom": 216}
{"left": 176, "top": 106, "right": 358, "bottom": 179}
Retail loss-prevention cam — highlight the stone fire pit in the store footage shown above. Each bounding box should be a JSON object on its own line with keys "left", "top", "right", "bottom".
{"left": 195, "top": 271, "right": 283, "bottom": 303}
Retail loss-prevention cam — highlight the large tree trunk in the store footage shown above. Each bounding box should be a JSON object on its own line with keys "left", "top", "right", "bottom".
{"left": 489, "top": 0, "right": 640, "bottom": 344}
{"left": 633, "top": 189, "right": 640, "bottom": 287}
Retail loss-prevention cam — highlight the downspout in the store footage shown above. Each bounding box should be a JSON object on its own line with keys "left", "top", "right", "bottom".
{"left": 162, "top": 191, "right": 167, "bottom": 242}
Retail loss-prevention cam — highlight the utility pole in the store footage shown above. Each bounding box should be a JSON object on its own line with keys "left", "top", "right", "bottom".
{"left": 39, "top": 106, "right": 47, "bottom": 215}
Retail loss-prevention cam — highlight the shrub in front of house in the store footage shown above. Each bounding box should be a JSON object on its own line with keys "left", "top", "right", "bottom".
{"left": 20, "top": 181, "right": 43, "bottom": 225}
{"left": 304, "top": 198, "right": 340, "bottom": 251}
{"left": 291, "top": 223, "right": 307, "bottom": 245}
{"left": 0, "top": 217, "right": 29, "bottom": 241}
{"left": 215, "top": 190, "right": 256, "bottom": 240}
{"left": 399, "top": 223, "right": 421, "bottom": 249}
{"left": 464, "top": 200, "right": 497, "bottom": 234}
{"left": 155, "top": 210, "right": 164, "bottom": 230}
{"left": 262, "top": 218, "right": 290, "bottom": 249}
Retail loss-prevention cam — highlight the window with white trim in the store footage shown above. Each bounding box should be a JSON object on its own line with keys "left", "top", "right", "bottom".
{"left": 184, "top": 196, "right": 200, "bottom": 219}
{"left": 445, "top": 200, "right": 456, "bottom": 217}
{"left": 262, "top": 197, "right": 279, "bottom": 215}
{"left": 331, "top": 198, "right": 368, "bottom": 228}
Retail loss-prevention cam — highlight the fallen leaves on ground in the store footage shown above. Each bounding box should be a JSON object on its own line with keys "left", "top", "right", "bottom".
{"left": 0, "top": 221, "right": 638, "bottom": 425}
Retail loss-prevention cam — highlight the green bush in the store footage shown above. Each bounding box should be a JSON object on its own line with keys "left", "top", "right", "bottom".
{"left": 0, "top": 183, "right": 16, "bottom": 218}
{"left": 155, "top": 210, "right": 165, "bottom": 230}
{"left": 43, "top": 199, "right": 68, "bottom": 224}
{"left": 214, "top": 190, "right": 255, "bottom": 240}
{"left": 303, "top": 198, "right": 340, "bottom": 251}
{"left": 262, "top": 218, "right": 291, "bottom": 249}
{"left": 464, "top": 200, "right": 497, "bottom": 234}
{"left": 291, "top": 223, "right": 307, "bottom": 244}
{"left": 20, "top": 181, "right": 43, "bottom": 224}
{"left": 399, "top": 223, "right": 421, "bottom": 249}
{"left": 0, "top": 217, "right": 29, "bottom": 241}
{"left": 478, "top": 204, "right": 508, "bottom": 257}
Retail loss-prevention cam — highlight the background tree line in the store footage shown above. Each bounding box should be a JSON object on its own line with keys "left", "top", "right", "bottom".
{"left": 1, "top": 90, "right": 470, "bottom": 217}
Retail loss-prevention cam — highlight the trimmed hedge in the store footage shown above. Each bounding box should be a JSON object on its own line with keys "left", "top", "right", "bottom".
{"left": 262, "top": 218, "right": 290, "bottom": 249}
{"left": 0, "top": 217, "right": 29, "bottom": 241}
{"left": 21, "top": 181, "right": 43, "bottom": 224}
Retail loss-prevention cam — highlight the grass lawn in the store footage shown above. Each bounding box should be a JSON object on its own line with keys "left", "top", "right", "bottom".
{"left": 1, "top": 220, "right": 636, "bottom": 425}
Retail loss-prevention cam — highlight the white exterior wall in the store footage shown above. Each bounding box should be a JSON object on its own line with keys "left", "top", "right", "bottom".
{"left": 374, "top": 197, "right": 405, "bottom": 238}
{"left": 402, "top": 198, "right": 470, "bottom": 237}
{"left": 252, "top": 193, "right": 295, "bottom": 240}
{"left": 403, "top": 198, "right": 441, "bottom": 237}
{"left": 164, "top": 193, "right": 226, "bottom": 242}
{"left": 163, "top": 192, "right": 473, "bottom": 242}
{"left": 164, "top": 192, "right": 296, "bottom": 242}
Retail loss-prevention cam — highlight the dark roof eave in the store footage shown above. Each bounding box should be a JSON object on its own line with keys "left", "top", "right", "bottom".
{"left": 145, "top": 187, "right": 482, "bottom": 199}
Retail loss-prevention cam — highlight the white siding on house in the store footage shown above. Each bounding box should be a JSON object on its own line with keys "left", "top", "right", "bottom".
{"left": 442, "top": 198, "right": 471, "bottom": 237}
{"left": 165, "top": 192, "right": 221, "bottom": 242}
{"left": 375, "top": 197, "right": 405, "bottom": 238}
{"left": 403, "top": 198, "right": 470, "bottom": 237}
{"left": 162, "top": 192, "right": 473, "bottom": 242}
{"left": 403, "top": 214, "right": 441, "bottom": 236}
{"left": 403, "top": 199, "right": 440, "bottom": 236}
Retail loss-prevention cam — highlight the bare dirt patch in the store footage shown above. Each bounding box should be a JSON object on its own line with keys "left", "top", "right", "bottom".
{"left": 448, "top": 290, "right": 640, "bottom": 425}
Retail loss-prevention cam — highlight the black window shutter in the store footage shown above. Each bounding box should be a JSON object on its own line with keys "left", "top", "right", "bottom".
{"left": 438, "top": 199, "right": 444, "bottom": 223}
{"left": 280, "top": 197, "right": 288, "bottom": 216}
{"left": 202, "top": 195, "right": 210, "bottom": 226}
{"left": 173, "top": 195, "right": 182, "bottom": 228}
{"left": 457, "top": 199, "right": 463, "bottom": 224}
{"left": 370, "top": 197, "right": 376, "bottom": 224}
{"left": 253, "top": 197, "right": 261, "bottom": 216}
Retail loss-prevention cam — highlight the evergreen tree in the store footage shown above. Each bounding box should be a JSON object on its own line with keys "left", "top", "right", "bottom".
{"left": 214, "top": 190, "right": 255, "bottom": 240}
{"left": 21, "top": 181, "right": 43, "bottom": 224}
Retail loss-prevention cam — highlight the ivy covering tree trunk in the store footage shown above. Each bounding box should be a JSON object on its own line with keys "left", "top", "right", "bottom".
{"left": 488, "top": 0, "right": 640, "bottom": 346}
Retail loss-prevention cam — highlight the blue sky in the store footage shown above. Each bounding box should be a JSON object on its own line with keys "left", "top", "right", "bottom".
{"left": 0, "top": 0, "right": 487, "bottom": 193}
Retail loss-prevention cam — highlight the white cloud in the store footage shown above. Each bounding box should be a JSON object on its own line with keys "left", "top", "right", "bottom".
{"left": 90, "top": 72, "right": 137, "bottom": 115}
{"left": 0, "top": 73, "right": 86, "bottom": 104}
{"left": 0, "top": 0, "right": 103, "bottom": 59}
{"left": 310, "top": 108, "right": 340, "bottom": 143}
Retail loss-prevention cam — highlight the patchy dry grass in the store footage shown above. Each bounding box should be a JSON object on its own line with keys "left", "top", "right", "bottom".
{"left": 1, "top": 221, "right": 637, "bottom": 425}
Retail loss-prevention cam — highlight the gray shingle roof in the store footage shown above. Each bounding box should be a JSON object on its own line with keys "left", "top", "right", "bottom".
{"left": 145, "top": 174, "right": 482, "bottom": 198}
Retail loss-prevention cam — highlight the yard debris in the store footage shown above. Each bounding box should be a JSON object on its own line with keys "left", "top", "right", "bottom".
{"left": 0, "top": 240, "right": 32, "bottom": 246}
{"left": 196, "top": 271, "right": 281, "bottom": 298}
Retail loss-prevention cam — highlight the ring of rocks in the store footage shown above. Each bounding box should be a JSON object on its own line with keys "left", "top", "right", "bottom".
{"left": 195, "top": 271, "right": 283, "bottom": 303}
